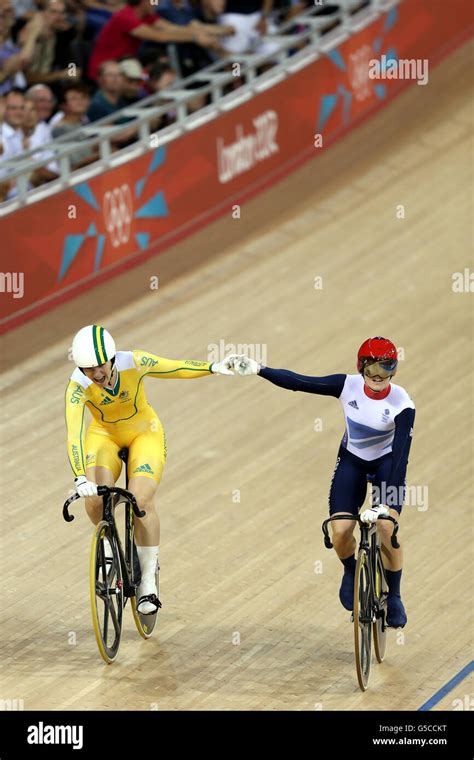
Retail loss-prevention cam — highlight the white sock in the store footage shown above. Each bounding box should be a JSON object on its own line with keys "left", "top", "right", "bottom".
{"left": 137, "top": 545, "right": 159, "bottom": 597}
{"left": 136, "top": 546, "right": 160, "bottom": 614}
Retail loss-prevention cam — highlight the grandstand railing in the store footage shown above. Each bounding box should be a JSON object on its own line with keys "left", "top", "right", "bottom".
{"left": 0, "top": 0, "right": 398, "bottom": 216}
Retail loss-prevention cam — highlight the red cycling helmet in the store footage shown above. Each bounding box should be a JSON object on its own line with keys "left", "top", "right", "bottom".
{"left": 357, "top": 336, "right": 398, "bottom": 378}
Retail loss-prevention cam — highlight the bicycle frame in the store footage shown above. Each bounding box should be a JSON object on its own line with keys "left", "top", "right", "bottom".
{"left": 322, "top": 514, "right": 400, "bottom": 625}
{"left": 63, "top": 485, "right": 145, "bottom": 600}
{"left": 322, "top": 513, "right": 400, "bottom": 552}
{"left": 62, "top": 454, "right": 158, "bottom": 660}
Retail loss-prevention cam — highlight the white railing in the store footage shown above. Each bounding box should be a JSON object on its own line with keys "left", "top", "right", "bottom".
{"left": 0, "top": 0, "right": 398, "bottom": 215}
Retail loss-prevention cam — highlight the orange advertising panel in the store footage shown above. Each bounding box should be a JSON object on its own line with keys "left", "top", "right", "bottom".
{"left": 0, "top": 0, "right": 472, "bottom": 332}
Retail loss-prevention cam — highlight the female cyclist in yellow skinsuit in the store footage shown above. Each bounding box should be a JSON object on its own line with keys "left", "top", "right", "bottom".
{"left": 65, "top": 325, "right": 235, "bottom": 614}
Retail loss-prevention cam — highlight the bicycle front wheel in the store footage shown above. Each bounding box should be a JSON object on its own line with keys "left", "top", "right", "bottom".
{"left": 354, "top": 549, "right": 372, "bottom": 691}
{"left": 90, "top": 521, "right": 123, "bottom": 664}
{"left": 373, "top": 548, "right": 389, "bottom": 663}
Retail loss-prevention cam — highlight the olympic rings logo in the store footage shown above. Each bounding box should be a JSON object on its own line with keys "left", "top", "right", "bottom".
{"left": 103, "top": 184, "right": 133, "bottom": 247}
{"left": 348, "top": 45, "right": 372, "bottom": 102}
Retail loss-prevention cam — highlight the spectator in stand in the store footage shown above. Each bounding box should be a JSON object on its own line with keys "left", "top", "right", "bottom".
{"left": 0, "top": 0, "right": 44, "bottom": 95}
{"left": 283, "top": 0, "right": 308, "bottom": 20}
{"left": 82, "top": 0, "right": 123, "bottom": 39}
{"left": 195, "top": 0, "right": 224, "bottom": 25}
{"left": 22, "top": 93, "right": 52, "bottom": 147}
{"left": 14, "top": 0, "right": 39, "bottom": 22}
{"left": 21, "top": 97, "right": 59, "bottom": 184}
{"left": 0, "top": 86, "right": 57, "bottom": 201}
{"left": 0, "top": 93, "right": 59, "bottom": 199}
{"left": 11, "top": 0, "right": 44, "bottom": 39}
{"left": 19, "top": 0, "right": 82, "bottom": 89}
{"left": 87, "top": 59, "right": 128, "bottom": 122}
{"left": 25, "top": 83, "right": 62, "bottom": 128}
{"left": 118, "top": 58, "right": 148, "bottom": 105}
{"left": 0, "top": 87, "right": 25, "bottom": 161}
{"left": 87, "top": 0, "right": 225, "bottom": 82}
{"left": 51, "top": 82, "right": 99, "bottom": 167}
{"left": 146, "top": 59, "right": 176, "bottom": 96}
{"left": 218, "top": 0, "right": 280, "bottom": 56}
{"left": 0, "top": 88, "right": 25, "bottom": 201}
{"left": 53, "top": 1, "right": 86, "bottom": 72}
{"left": 158, "top": 0, "right": 234, "bottom": 75}
{"left": 142, "top": 60, "right": 177, "bottom": 128}
{"left": 86, "top": 59, "right": 139, "bottom": 149}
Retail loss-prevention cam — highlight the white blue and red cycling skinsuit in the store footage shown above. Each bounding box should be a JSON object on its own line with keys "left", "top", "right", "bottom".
{"left": 258, "top": 368, "right": 415, "bottom": 514}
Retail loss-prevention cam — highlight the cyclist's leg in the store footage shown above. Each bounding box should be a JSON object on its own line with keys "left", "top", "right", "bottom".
{"left": 378, "top": 507, "right": 403, "bottom": 570}
{"left": 126, "top": 418, "right": 166, "bottom": 544}
{"left": 126, "top": 417, "right": 166, "bottom": 613}
{"left": 127, "top": 476, "right": 162, "bottom": 545}
{"left": 371, "top": 460, "right": 404, "bottom": 571}
{"left": 329, "top": 446, "right": 367, "bottom": 557}
{"left": 84, "top": 427, "right": 121, "bottom": 525}
{"left": 329, "top": 447, "right": 368, "bottom": 611}
{"left": 372, "top": 461, "right": 407, "bottom": 626}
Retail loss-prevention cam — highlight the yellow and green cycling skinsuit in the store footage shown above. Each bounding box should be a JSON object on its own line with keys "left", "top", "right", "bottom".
{"left": 65, "top": 350, "right": 213, "bottom": 483}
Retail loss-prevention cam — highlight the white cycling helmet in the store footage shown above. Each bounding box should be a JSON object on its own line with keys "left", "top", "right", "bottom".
{"left": 72, "top": 325, "right": 116, "bottom": 368}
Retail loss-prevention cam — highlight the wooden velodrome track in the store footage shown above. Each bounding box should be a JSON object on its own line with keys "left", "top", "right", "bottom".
{"left": 1, "top": 42, "right": 472, "bottom": 711}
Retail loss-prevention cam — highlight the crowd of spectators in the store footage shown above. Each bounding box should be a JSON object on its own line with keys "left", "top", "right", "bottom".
{"left": 0, "top": 0, "right": 314, "bottom": 199}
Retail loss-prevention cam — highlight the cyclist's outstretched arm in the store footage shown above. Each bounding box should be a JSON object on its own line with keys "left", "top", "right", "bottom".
{"left": 132, "top": 350, "right": 235, "bottom": 378}
{"left": 231, "top": 354, "right": 346, "bottom": 397}
{"left": 258, "top": 367, "right": 346, "bottom": 397}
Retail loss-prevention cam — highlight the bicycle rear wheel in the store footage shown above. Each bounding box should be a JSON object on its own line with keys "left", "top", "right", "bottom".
{"left": 90, "top": 521, "right": 123, "bottom": 663}
{"left": 354, "top": 549, "right": 372, "bottom": 691}
{"left": 373, "top": 548, "right": 389, "bottom": 663}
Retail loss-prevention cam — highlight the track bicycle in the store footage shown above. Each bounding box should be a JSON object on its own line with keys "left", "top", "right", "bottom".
{"left": 322, "top": 512, "right": 400, "bottom": 691}
{"left": 62, "top": 448, "right": 160, "bottom": 663}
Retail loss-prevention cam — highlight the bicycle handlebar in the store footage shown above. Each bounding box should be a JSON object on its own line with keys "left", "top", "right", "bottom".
{"left": 62, "top": 485, "right": 145, "bottom": 523}
{"left": 321, "top": 514, "right": 400, "bottom": 549}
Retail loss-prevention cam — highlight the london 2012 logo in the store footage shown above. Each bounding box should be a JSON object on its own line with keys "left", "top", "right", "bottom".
{"left": 216, "top": 110, "right": 279, "bottom": 184}
{"left": 102, "top": 184, "right": 133, "bottom": 248}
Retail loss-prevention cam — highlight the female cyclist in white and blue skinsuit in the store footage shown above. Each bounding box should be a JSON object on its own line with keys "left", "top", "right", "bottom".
{"left": 231, "top": 337, "right": 415, "bottom": 629}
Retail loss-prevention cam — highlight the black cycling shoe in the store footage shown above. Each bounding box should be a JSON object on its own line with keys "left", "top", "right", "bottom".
{"left": 137, "top": 594, "right": 162, "bottom": 615}
{"left": 386, "top": 595, "right": 407, "bottom": 628}
{"left": 339, "top": 570, "right": 355, "bottom": 611}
